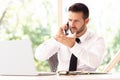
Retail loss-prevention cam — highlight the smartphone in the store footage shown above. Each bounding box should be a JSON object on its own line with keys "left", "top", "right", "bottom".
{"left": 64, "top": 22, "right": 69, "bottom": 35}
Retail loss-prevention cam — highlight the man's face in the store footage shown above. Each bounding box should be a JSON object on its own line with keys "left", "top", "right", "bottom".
{"left": 68, "top": 11, "right": 89, "bottom": 34}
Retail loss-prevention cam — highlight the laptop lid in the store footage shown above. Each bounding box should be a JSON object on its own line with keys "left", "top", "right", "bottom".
{"left": 0, "top": 39, "right": 38, "bottom": 75}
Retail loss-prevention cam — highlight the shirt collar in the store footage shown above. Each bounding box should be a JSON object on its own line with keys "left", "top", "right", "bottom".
{"left": 78, "top": 30, "right": 89, "bottom": 43}
{"left": 68, "top": 29, "right": 89, "bottom": 43}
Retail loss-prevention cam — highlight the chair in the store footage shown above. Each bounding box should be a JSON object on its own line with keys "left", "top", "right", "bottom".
{"left": 48, "top": 53, "right": 58, "bottom": 72}
{"left": 103, "top": 49, "right": 120, "bottom": 73}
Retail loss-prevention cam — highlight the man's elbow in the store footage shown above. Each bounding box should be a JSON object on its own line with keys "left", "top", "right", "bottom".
{"left": 35, "top": 49, "right": 47, "bottom": 61}
{"left": 89, "top": 58, "right": 102, "bottom": 68}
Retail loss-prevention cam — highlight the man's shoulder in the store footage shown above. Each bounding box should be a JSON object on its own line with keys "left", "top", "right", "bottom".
{"left": 86, "top": 29, "right": 104, "bottom": 40}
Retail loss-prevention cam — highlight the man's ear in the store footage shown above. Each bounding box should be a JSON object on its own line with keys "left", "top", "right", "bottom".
{"left": 85, "top": 18, "right": 89, "bottom": 24}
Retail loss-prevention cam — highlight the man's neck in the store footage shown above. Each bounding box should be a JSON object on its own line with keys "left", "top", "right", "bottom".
{"left": 76, "top": 27, "right": 87, "bottom": 37}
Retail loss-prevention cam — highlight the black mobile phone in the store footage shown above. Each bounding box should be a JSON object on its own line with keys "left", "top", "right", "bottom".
{"left": 64, "top": 22, "right": 69, "bottom": 35}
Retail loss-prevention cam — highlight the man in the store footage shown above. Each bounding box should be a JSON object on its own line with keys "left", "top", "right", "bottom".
{"left": 35, "top": 3, "right": 105, "bottom": 72}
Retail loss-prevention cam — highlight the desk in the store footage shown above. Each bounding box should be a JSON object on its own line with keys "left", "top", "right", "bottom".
{"left": 0, "top": 73, "right": 120, "bottom": 80}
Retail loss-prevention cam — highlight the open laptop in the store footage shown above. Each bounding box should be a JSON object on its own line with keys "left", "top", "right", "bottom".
{"left": 0, "top": 39, "right": 55, "bottom": 76}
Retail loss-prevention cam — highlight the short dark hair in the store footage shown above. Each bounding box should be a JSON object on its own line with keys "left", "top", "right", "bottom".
{"left": 68, "top": 3, "right": 89, "bottom": 19}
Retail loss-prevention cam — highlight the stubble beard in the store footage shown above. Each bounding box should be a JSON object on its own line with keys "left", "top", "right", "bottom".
{"left": 70, "top": 24, "right": 86, "bottom": 35}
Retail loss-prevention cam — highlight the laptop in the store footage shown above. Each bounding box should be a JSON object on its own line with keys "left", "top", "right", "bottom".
{"left": 0, "top": 39, "right": 55, "bottom": 76}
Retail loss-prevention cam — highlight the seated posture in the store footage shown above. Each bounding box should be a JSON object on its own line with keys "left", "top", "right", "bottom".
{"left": 35, "top": 3, "right": 105, "bottom": 72}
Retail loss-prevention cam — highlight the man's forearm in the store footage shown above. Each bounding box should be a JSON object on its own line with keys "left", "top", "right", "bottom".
{"left": 35, "top": 38, "right": 60, "bottom": 61}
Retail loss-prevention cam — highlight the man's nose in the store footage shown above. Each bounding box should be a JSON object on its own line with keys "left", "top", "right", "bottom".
{"left": 71, "top": 21, "right": 75, "bottom": 27}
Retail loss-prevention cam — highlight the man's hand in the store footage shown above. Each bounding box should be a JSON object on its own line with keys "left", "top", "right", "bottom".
{"left": 54, "top": 25, "right": 76, "bottom": 48}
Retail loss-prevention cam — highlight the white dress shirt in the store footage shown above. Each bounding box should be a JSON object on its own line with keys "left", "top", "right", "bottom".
{"left": 35, "top": 30, "right": 105, "bottom": 71}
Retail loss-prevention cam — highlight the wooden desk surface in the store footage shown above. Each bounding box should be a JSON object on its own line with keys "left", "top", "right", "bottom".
{"left": 0, "top": 73, "right": 120, "bottom": 80}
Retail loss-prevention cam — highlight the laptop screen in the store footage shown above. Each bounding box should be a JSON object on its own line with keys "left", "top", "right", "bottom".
{"left": 0, "top": 39, "right": 37, "bottom": 75}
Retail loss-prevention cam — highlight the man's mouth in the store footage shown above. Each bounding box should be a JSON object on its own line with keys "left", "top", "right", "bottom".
{"left": 70, "top": 27, "right": 77, "bottom": 33}
{"left": 71, "top": 27, "right": 77, "bottom": 31}
{"left": 71, "top": 27, "right": 76, "bottom": 29}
